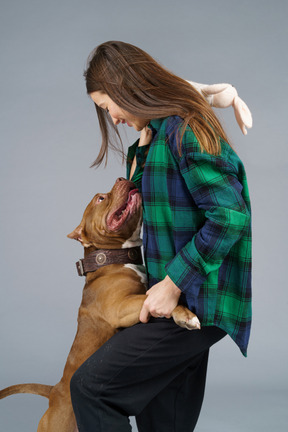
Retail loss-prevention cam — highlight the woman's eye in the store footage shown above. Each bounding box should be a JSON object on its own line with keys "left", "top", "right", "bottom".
{"left": 105, "top": 108, "right": 109, "bottom": 114}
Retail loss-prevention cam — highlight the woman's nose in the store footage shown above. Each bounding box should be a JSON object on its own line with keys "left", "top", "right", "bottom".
{"left": 111, "top": 116, "right": 120, "bottom": 126}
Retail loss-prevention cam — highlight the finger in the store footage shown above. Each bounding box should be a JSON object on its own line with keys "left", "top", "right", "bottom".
{"left": 139, "top": 303, "right": 151, "bottom": 323}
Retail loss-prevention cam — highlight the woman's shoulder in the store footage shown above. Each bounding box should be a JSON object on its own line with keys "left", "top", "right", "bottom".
{"left": 150, "top": 115, "right": 184, "bottom": 131}
{"left": 153, "top": 115, "right": 198, "bottom": 149}
{"left": 158, "top": 115, "right": 185, "bottom": 133}
{"left": 157, "top": 115, "right": 201, "bottom": 155}
{"left": 160, "top": 116, "right": 245, "bottom": 175}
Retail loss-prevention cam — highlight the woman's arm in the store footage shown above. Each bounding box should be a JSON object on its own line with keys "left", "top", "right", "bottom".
{"left": 140, "top": 124, "right": 251, "bottom": 322}
{"left": 165, "top": 145, "right": 251, "bottom": 298}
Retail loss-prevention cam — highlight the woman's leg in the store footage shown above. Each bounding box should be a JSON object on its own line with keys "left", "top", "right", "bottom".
{"left": 136, "top": 349, "right": 209, "bottom": 432}
{"left": 70, "top": 319, "right": 226, "bottom": 432}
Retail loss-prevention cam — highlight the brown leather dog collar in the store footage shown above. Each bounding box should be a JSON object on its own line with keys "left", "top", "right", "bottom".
{"left": 76, "top": 246, "right": 143, "bottom": 277}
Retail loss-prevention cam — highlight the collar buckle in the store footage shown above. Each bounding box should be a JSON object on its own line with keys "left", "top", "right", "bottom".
{"left": 76, "top": 259, "right": 85, "bottom": 277}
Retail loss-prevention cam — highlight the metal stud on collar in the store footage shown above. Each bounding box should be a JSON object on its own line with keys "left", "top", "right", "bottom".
{"left": 128, "top": 248, "right": 139, "bottom": 261}
{"left": 95, "top": 252, "right": 107, "bottom": 265}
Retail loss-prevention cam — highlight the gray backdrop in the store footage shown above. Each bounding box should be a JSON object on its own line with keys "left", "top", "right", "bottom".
{"left": 1, "top": 0, "right": 287, "bottom": 431}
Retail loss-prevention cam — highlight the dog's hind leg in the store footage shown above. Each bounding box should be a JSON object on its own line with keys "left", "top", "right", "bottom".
{"left": 37, "top": 380, "right": 78, "bottom": 432}
{"left": 37, "top": 401, "right": 77, "bottom": 432}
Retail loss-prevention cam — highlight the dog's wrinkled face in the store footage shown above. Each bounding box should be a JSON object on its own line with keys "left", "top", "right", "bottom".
{"left": 67, "top": 178, "right": 142, "bottom": 248}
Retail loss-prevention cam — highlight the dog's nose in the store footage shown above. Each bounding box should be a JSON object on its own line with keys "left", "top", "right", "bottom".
{"left": 116, "top": 177, "right": 126, "bottom": 183}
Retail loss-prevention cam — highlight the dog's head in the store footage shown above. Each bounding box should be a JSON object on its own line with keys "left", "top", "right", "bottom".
{"left": 67, "top": 178, "right": 142, "bottom": 249}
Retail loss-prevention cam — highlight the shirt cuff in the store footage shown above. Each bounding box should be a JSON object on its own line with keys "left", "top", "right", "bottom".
{"left": 165, "top": 239, "right": 208, "bottom": 298}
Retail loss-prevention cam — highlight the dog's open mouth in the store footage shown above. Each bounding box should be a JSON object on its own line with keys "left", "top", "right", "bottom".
{"left": 107, "top": 188, "right": 141, "bottom": 231}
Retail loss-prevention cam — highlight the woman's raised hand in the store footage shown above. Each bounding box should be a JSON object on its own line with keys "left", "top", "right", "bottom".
{"left": 139, "top": 125, "right": 152, "bottom": 147}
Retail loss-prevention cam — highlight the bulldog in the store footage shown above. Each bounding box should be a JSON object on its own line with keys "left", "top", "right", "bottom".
{"left": 0, "top": 177, "right": 200, "bottom": 432}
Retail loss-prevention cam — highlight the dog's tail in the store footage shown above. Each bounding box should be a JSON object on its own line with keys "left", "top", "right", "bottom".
{"left": 0, "top": 383, "right": 53, "bottom": 400}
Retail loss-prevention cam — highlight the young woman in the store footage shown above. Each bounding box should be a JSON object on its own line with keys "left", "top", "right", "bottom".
{"left": 70, "top": 41, "right": 252, "bottom": 432}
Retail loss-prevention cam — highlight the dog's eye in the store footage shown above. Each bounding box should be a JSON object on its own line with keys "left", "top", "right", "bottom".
{"left": 96, "top": 196, "right": 105, "bottom": 204}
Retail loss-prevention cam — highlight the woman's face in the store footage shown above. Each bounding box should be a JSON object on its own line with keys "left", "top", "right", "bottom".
{"left": 90, "top": 91, "right": 150, "bottom": 132}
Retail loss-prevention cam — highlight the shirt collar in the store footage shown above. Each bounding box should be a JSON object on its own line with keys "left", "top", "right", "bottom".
{"left": 148, "top": 118, "right": 165, "bottom": 140}
{"left": 148, "top": 118, "right": 164, "bottom": 130}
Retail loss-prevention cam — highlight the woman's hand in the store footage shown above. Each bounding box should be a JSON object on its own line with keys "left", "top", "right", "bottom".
{"left": 139, "top": 276, "right": 181, "bottom": 323}
{"left": 139, "top": 125, "right": 152, "bottom": 147}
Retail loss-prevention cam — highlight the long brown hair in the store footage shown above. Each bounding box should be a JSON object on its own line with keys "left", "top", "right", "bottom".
{"left": 84, "top": 41, "right": 230, "bottom": 167}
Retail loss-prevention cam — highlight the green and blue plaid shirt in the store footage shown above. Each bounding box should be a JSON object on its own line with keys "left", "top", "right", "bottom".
{"left": 127, "top": 116, "right": 252, "bottom": 356}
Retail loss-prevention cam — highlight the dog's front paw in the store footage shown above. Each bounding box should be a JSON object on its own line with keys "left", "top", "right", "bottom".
{"left": 172, "top": 306, "right": 201, "bottom": 330}
{"left": 184, "top": 314, "right": 201, "bottom": 330}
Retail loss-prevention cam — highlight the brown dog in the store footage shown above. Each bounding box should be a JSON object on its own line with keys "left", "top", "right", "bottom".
{"left": 0, "top": 177, "right": 200, "bottom": 432}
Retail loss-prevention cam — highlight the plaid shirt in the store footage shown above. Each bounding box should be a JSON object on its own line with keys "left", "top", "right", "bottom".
{"left": 127, "top": 116, "right": 252, "bottom": 356}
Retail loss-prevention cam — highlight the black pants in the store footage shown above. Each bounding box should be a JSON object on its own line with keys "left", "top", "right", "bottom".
{"left": 70, "top": 318, "right": 226, "bottom": 432}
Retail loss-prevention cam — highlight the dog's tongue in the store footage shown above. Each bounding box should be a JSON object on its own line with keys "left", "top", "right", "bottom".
{"left": 128, "top": 188, "right": 138, "bottom": 199}
{"left": 107, "top": 188, "right": 139, "bottom": 231}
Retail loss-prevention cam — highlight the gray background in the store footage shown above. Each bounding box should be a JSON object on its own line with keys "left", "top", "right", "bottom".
{"left": 0, "top": 0, "right": 287, "bottom": 430}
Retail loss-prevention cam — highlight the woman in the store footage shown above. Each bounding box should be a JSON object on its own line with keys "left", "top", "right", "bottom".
{"left": 70, "top": 41, "right": 252, "bottom": 432}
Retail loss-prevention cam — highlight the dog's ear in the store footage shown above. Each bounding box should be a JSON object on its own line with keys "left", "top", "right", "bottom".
{"left": 67, "top": 225, "right": 83, "bottom": 243}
